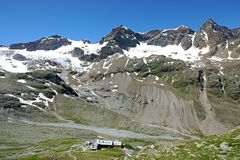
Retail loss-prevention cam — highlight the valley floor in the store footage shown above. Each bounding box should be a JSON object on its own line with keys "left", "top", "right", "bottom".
{"left": 1, "top": 120, "right": 240, "bottom": 160}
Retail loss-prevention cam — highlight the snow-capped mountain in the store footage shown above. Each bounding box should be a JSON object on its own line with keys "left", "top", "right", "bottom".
{"left": 1, "top": 19, "right": 240, "bottom": 137}
{"left": 1, "top": 19, "right": 239, "bottom": 74}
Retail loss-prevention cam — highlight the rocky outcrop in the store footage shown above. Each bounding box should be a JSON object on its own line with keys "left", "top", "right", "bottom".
{"left": 193, "top": 19, "right": 240, "bottom": 58}
{"left": 147, "top": 26, "right": 194, "bottom": 50}
{"left": 69, "top": 47, "right": 84, "bottom": 58}
{"left": 12, "top": 53, "right": 28, "bottom": 61}
{"left": 99, "top": 25, "right": 141, "bottom": 50}
{"left": 79, "top": 54, "right": 100, "bottom": 62}
{"left": 68, "top": 47, "right": 100, "bottom": 62}
{"left": 200, "top": 19, "right": 232, "bottom": 48}
{"left": 9, "top": 35, "right": 71, "bottom": 51}
{"left": 20, "top": 70, "right": 78, "bottom": 96}
{"left": 0, "top": 94, "right": 22, "bottom": 109}
{"left": 0, "top": 72, "right": 5, "bottom": 77}
{"left": 98, "top": 42, "right": 124, "bottom": 59}
{"left": 141, "top": 30, "right": 162, "bottom": 41}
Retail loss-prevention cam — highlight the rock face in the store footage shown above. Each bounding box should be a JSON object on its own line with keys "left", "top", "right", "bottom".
{"left": 69, "top": 47, "right": 85, "bottom": 58}
{"left": 99, "top": 25, "right": 141, "bottom": 50}
{"left": 12, "top": 54, "right": 28, "bottom": 61}
{"left": 133, "top": 86, "right": 200, "bottom": 134}
{"left": 9, "top": 35, "right": 71, "bottom": 51}
{"left": 98, "top": 42, "right": 124, "bottom": 59}
{"left": 141, "top": 30, "right": 162, "bottom": 41}
{"left": 193, "top": 19, "right": 240, "bottom": 58}
{"left": 200, "top": 19, "right": 232, "bottom": 48}
{"left": 147, "top": 26, "right": 194, "bottom": 50}
{"left": 2, "top": 19, "right": 240, "bottom": 137}
{"left": 0, "top": 95, "right": 22, "bottom": 109}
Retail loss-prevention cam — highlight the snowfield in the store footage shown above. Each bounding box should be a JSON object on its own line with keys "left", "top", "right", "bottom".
{"left": 0, "top": 39, "right": 233, "bottom": 74}
{"left": 124, "top": 42, "right": 210, "bottom": 62}
{"left": 0, "top": 40, "right": 107, "bottom": 73}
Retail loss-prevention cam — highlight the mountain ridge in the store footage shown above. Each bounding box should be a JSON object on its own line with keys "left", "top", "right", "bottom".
{"left": 0, "top": 18, "right": 240, "bottom": 140}
{"left": 3, "top": 19, "right": 238, "bottom": 48}
{"left": 3, "top": 18, "right": 239, "bottom": 62}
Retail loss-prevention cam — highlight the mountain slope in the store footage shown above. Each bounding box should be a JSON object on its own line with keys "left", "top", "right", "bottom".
{"left": 0, "top": 19, "right": 240, "bottom": 138}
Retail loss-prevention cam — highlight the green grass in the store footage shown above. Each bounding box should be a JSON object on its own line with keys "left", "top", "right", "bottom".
{"left": 14, "top": 138, "right": 125, "bottom": 160}
{"left": 123, "top": 138, "right": 154, "bottom": 151}
{"left": 130, "top": 129, "right": 240, "bottom": 160}
{"left": 72, "top": 148, "right": 124, "bottom": 160}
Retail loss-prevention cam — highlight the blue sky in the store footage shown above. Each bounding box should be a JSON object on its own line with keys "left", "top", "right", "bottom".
{"left": 0, "top": 0, "right": 239, "bottom": 45}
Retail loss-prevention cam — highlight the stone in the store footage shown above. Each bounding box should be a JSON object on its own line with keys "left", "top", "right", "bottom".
{"left": 220, "top": 142, "right": 230, "bottom": 152}
{"left": 12, "top": 54, "right": 28, "bottom": 61}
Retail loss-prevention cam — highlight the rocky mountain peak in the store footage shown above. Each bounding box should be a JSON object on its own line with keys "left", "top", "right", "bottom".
{"left": 176, "top": 25, "right": 189, "bottom": 31}
{"left": 99, "top": 25, "right": 140, "bottom": 50}
{"left": 9, "top": 35, "right": 71, "bottom": 51}
{"left": 202, "top": 18, "right": 216, "bottom": 26}
{"left": 197, "top": 19, "right": 233, "bottom": 48}
{"left": 174, "top": 25, "right": 194, "bottom": 35}
{"left": 115, "top": 24, "right": 129, "bottom": 31}
{"left": 40, "top": 35, "right": 63, "bottom": 41}
{"left": 201, "top": 18, "right": 230, "bottom": 33}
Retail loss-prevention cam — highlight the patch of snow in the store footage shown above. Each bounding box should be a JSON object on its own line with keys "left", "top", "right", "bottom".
{"left": 45, "top": 83, "right": 51, "bottom": 86}
{"left": 202, "top": 31, "right": 208, "bottom": 41}
{"left": 143, "top": 58, "right": 147, "bottom": 65}
{"left": 121, "top": 25, "right": 128, "bottom": 30}
{"left": 26, "top": 86, "right": 37, "bottom": 90}
{"left": 161, "top": 26, "right": 185, "bottom": 32}
{"left": 7, "top": 117, "right": 13, "bottom": 123}
{"left": 209, "top": 56, "right": 240, "bottom": 61}
{"left": 63, "top": 94, "right": 73, "bottom": 98}
{"left": 5, "top": 94, "right": 45, "bottom": 111}
{"left": 17, "top": 79, "right": 27, "bottom": 83}
{"left": 219, "top": 70, "right": 224, "bottom": 75}
{"left": 124, "top": 58, "right": 129, "bottom": 68}
{"left": 113, "top": 85, "right": 118, "bottom": 89}
{"left": 103, "top": 60, "right": 112, "bottom": 74}
{"left": 228, "top": 51, "right": 232, "bottom": 58}
{"left": 39, "top": 93, "right": 54, "bottom": 103}
{"left": 0, "top": 40, "right": 108, "bottom": 73}
{"left": 135, "top": 78, "right": 143, "bottom": 82}
{"left": 0, "top": 51, "right": 28, "bottom": 73}
{"left": 124, "top": 42, "right": 209, "bottom": 62}
{"left": 112, "top": 89, "right": 118, "bottom": 92}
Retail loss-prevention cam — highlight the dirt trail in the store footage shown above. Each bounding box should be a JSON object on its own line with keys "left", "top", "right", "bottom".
{"left": 199, "top": 74, "right": 227, "bottom": 135}
{"left": 22, "top": 120, "right": 186, "bottom": 140}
